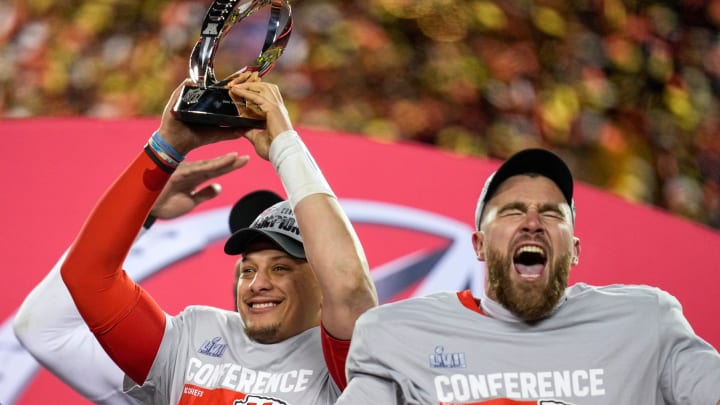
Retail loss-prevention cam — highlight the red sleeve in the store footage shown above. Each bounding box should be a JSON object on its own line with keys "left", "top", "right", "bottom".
{"left": 320, "top": 324, "right": 351, "bottom": 390}
{"left": 61, "top": 150, "right": 169, "bottom": 385}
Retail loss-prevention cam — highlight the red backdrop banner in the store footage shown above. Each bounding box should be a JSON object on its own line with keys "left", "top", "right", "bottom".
{"left": 1, "top": 119, "right": 718, "bottom": 404}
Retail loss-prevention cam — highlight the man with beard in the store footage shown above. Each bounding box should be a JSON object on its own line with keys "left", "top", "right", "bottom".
{"left": 336, "top": 148, "right": 720, "bottom": 405}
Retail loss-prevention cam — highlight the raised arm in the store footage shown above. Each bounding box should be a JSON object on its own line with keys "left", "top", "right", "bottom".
{"left": 228, "top": 81, "right": 377, "bottom": 390}
{"left": 60, "top": 80, "right": 250, "bottom": 385}
{"left": 294, "top": 195, "right": 376, "bottom": 338}
{"left": 231, "top": 81, "right": 378, "bottom": 341}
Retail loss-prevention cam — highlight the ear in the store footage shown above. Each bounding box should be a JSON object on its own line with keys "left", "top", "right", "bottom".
{"left": 472, "top": 231, "right": 486, "bottom": 261}
{"left": 571, "top": 236, "right": 581, "bottom": 265}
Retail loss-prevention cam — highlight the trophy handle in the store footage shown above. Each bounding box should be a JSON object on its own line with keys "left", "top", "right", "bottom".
{"left": 190, "top": 0, "right": 292, "bottom": 88}
{"left": 254, "top": 1, "right": 293, "bottom": 75}
{"left": 176, "top": 0, "right": 292, "bottom": 128}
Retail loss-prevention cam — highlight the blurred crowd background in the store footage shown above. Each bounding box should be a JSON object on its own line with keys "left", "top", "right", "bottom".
{"left": 2, "top": 0, "right": 719, "bottom": 230}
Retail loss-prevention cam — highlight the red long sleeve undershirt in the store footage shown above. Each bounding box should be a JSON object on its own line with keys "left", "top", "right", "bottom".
{"left": 61, "top": 150, "right": 169, "bottom": 385}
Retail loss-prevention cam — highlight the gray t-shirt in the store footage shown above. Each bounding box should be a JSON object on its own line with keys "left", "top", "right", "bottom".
{"left": 338, "top": 283, "right": 720, "bottom": 404}
{"left": 124, "top": 305, "right": 340, "bottom": 404}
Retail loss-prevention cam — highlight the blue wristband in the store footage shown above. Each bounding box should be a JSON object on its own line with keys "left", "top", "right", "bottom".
{"left": 151, "top": 131, "right": 185, "bottom": 162}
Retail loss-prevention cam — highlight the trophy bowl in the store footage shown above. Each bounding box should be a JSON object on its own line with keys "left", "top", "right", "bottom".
{"left": 172, "top": 0, "right": 292, "bottom": 128}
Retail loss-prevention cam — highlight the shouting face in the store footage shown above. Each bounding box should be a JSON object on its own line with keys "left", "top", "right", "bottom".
{"left": 235, "top": 242, "right": 322, "bottom": 343}
{"left": 474, "top": 175, "right": 580, "bottom": 321}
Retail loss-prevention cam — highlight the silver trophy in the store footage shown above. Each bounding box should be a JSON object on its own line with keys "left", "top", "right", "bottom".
{"left": 172, "top": 0, "right": 292, "bottom": 128}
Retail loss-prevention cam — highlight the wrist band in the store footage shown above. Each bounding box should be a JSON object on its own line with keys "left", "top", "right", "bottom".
{"left": 151, "top": 131, "right": 185, "bottom": 162}
{"left": 269, "top": 130, "right": 335, "bottom": 208}
{"left": 145, "top": 131, "right": 185, "bottom": 173}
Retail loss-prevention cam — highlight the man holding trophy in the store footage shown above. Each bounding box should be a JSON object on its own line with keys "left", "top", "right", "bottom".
{"left": 18, "top": 1, "right": 378, "bottom": 403}
{"left": 60, "top": 66, "right": 376, "bottom": 405}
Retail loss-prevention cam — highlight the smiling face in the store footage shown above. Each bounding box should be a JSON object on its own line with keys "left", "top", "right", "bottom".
{"left": 235, "top": 241, "right": 322, "bottom": 343}
{"left": 473, "top": 174, "right": 580, "bottom": 321}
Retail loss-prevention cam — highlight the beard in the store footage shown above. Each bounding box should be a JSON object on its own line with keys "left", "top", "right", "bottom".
{"left": 244, "top": 323, "right": 282, "bottom": 344}
{"left": 485, "top": 248, "right": 571, "bottom": 322}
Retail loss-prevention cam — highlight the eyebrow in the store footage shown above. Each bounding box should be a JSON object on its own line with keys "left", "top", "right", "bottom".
{"left": 539, "top": 202, "right": 565, "bottom": 215}
{"left": 498, "top": 201, "right": 566, "bottom": 217}
{"left": 497, "top": 201, "right": 527, "bottom": 214}
{"left": 240, "top": 253, "right": 304, "bottom": 265}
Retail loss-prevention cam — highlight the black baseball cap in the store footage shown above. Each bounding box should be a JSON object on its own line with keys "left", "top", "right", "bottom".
{"left": 474, "top": 148, "right": 575, "bottom": 228}
{"left": 224, "top": 200, "right": 306, "bottom": 259}
{"left": 228, "top": 190, "right": 283, "bottom": 233}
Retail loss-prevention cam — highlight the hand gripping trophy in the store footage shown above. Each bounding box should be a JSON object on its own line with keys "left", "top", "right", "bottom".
{"left": 172, "top": 0, "right": 292, "bottom": 128}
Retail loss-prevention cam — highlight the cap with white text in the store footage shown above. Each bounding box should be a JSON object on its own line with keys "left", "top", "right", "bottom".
{"left": 224, "top": 200, "right": 305, "bottom": 259}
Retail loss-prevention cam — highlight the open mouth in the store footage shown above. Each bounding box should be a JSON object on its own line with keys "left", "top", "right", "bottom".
{"left": 513, "top": 245, "right": 547, "bottom": 280}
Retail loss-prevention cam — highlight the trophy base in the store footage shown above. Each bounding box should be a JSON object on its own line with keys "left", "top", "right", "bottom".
{"left": 172, "top": 85, "right": 266, "bottom": 129}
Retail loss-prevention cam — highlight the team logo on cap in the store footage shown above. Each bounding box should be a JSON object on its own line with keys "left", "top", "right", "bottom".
{"left": 251, "top": 202, "right": 302, "bottom": 242}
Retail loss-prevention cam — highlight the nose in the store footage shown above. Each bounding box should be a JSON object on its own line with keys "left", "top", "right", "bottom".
{"left": 521, "top": 209, "right": 545, "bottom": 234}
{"left": 248, "top": 269, "right": 273, "bottom": 293}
